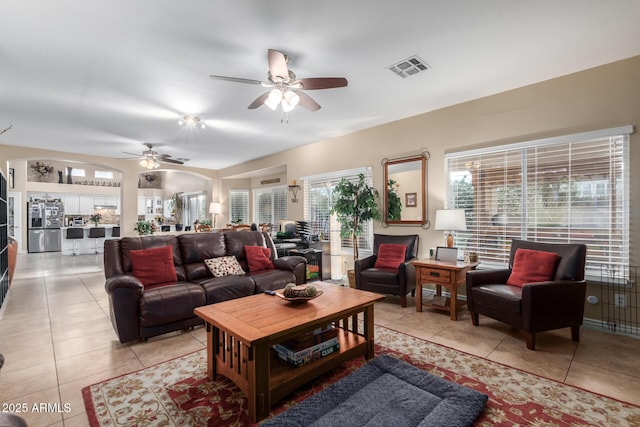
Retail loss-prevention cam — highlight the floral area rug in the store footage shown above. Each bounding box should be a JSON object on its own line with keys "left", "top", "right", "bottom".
{"left": 83, "top": 325, "right": 639, "bottom": 426}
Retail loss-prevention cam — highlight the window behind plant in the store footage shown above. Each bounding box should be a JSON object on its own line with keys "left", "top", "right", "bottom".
{"left": 446, "top": 126, "right": 630, "bottom": 277}
{"left": 302, "top": 167, "right": 374, "bottom": 252}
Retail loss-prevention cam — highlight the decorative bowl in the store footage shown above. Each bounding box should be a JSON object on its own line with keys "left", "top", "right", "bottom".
{"left": 275, "top": 290, "right": 323, "bottom": 302}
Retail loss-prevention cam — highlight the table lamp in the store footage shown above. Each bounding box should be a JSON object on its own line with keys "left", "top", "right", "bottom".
{"left": 434, "top": 209, "right": 467, "bottom": 248}
{"left": 209, "top": 202, "right": 222, "bottom": 229}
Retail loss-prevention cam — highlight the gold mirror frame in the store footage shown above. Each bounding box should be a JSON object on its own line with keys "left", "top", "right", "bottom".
{"left": 382, "top": 151, "right": 430, "bottom": 228}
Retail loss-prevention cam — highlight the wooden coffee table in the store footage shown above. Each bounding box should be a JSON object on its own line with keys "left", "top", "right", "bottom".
{"left": 194, "top": 282, "right": 385, "bottom": 422}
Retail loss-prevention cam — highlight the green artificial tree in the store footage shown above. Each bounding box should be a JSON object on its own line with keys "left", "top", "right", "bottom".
{"left": 331, "top": 173, "right": 381, "bottom": 265}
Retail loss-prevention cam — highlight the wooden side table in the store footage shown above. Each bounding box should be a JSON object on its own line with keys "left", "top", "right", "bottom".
{"left": 411, "top": 259, "right": 479, "bottom": 320}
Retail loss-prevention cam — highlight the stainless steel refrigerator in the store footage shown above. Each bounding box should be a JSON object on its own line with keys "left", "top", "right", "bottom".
{"left": 28, "top": 201, "right": 64, "bottom": 253}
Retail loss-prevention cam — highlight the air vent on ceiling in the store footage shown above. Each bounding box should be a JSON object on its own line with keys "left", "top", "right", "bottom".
{"left": 387, "top": 55, "right": 430, "bottom": 78}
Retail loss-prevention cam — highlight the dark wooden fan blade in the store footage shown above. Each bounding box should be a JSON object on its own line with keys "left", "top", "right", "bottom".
{"left": 296, "top": 77, "right": 348, "bottom": 90}
{"left": 294, "top": 90, "right": 321, "bottom": 112}
{"left": 209, "top": 75, "right": 263, "bottom": 85}
{"left": 268, "top": 49, "right": 289, "bottom": 81}
{"left": 160, "top": 157, "right": 184, "bottom": 165}
{"left": 248, "top": 92, "right": 269, "bottom": 109}
{"left": 122, "top": 151, "right": 142, "bottom": 157}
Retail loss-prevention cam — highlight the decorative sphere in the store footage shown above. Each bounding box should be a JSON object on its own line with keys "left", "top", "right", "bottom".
{"left": 305, "top": 285, "right": 318, "bottom": 296}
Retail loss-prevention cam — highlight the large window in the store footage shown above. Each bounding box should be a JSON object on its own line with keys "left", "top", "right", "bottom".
{"left": 229, "top": 190, "right": 249, "bottom": 224}
{"left": 183, "top": 193, "right": 206, "bottom": 225}
{"left": 302, "top": 167, "right": 374, "bottom": 252}
{"left": 254, "top": 186, "right": 287, "bottom": 226}
{"left": 446, "top": 126, "right": 631, "bottom": 277}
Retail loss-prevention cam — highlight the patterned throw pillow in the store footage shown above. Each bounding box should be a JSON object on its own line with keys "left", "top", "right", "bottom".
{"left": 204, "top": 256, "right": 246, "bottom": 278}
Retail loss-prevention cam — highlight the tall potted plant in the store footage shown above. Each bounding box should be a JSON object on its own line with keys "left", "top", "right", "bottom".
{"left": 331, "top": 173, "right": 381, "bottom": 287}
{"left": 170, "top": 192, "right": 185, "bottom": 231}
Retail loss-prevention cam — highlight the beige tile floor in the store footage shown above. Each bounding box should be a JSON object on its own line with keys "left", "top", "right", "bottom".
{"left": 1, "top": 252, "right": 639, "bottom": 426}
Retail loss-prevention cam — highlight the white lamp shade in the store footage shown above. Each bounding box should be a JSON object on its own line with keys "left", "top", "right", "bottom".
{"left": 434, "top": 209, "right": 467, "bottom": 231}
{"left": 209, "top": 202, "right": 222, "bottom": 214}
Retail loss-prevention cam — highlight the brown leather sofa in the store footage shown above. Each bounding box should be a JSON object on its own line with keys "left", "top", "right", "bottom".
{"left": 104, "top": 231, "right": 307, "bottom": 343}
{"left": 354, "top": 234, "right": 419, "bottom": 307}
{"left": 466, "top": 239, "right": 587, "bottom": 350}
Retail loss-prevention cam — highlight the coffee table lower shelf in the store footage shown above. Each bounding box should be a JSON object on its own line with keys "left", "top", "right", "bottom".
{"left": 209, "top": 326, "right": 369, "bottom": 420}
{"left": 269, "top": 329, "right": 367, "bottom": 402}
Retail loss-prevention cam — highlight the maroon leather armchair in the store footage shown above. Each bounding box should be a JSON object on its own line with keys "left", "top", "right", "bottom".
{"left": 466, "top": 239, "right": 587, "bottom": 350}
{"left": 355, "top": 234, "right": 419, "bottom": 307}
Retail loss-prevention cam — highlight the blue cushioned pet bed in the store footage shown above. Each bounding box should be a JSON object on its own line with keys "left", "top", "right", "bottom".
{"left": 261, "top": 354, "right": 487, "bottom": 427}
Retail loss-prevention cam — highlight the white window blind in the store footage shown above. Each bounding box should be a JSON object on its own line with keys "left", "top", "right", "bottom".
{"left": 446, "top": 126, "right": 631, "bottom": 277}
{"left": 302, "top": 167, "right": 374, "bottom": 252}
{"left": 253, "top": 186, "right": 287, "bottom": 226}
{"left": 229, "top": 190, "right": 249, "bottom": 224}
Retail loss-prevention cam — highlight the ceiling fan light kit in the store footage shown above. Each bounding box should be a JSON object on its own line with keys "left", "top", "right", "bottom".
{"left": 123, "top": 143, "right": 186, "bottom": 170}
{"left": 209, "top": 49, "right": 347, "bottom": 120}
{"left": 139, "top": 158, "right": 160, "bottom": 170}
{"left": 178, "top": 115, "right": 205, "bottom": 129}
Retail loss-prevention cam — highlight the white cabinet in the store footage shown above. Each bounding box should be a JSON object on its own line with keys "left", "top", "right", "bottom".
{"left": 63, "top": 195, "right": 80, "bottom": 214}
{"left": 79, "top": 196, "right": 95, "bottom": 215}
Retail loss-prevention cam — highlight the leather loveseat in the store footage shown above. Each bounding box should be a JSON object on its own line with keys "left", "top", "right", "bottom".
{"left": 104, "top": 231, "right": 307, "bottom": 343}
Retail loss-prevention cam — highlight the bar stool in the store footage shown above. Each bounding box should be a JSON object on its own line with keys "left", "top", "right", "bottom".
{"left": 66, "top": 227, "right": 84, "bottom": 255}
{"left": 111, "top": 226, "right": 120, "bottom": 238}
{"left": 88, "top": 227, "right": 106, "bottom": 254}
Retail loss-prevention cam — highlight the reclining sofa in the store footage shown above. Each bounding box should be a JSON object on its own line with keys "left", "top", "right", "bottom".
{"left": 104, "top": 231, "right": 307, "bottom": 343}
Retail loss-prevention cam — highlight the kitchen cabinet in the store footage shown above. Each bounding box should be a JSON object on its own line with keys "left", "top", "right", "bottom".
{"left": 79, "top": 196, "right": 95, "bottom": 215}
{"left": 63, "top": 195, "right": 80, "bottom": 214}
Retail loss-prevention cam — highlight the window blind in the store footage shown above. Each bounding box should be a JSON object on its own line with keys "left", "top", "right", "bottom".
{"left": 253, "top": 186, "right": 287, "bottom": 226}
{"left": 229, "top": 190, "right": 249, "bottom": 224}
{"left": 446, "top": 126, "right": 631, "bottom": 277}
{"left": 302, "top": 167, "right": 374, "bottom": 252}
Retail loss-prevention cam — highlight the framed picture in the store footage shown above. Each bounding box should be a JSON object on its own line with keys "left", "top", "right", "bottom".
{"left": 405, "top": 192, "right": 417, "bottom": 207}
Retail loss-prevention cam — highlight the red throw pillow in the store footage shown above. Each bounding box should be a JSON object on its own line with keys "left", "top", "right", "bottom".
{"left": 507, "top": 248, "right": 559, "bottom": 287}
{"left": 129, "top": 245, "right": 177, "bottom": 287}
{"left": 374, "top": 244, "right": 407, "bottom": 270}
{"left": 245, "top": 245, "right": 275, "bottom": 272}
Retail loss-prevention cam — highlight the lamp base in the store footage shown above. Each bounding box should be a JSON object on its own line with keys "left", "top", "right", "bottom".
{"left": 446, "top": 233, "right": 454, "bottom": 248}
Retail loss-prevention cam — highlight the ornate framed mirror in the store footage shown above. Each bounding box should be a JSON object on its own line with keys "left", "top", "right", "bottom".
{"left": 382, "top": 151, "right": 429, "bottom": 228}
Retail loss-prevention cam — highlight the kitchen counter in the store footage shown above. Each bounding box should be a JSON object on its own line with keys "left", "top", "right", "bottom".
{"left": 61, "top": 225, "right": 120, "bottom": 255}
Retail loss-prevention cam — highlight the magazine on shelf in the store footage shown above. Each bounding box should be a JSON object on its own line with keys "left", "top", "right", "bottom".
{"left": 273, "top": 336, "right": 339, "bottom": 360}
{"left": 273, "top": 341, "right": 340, "bottom": 367}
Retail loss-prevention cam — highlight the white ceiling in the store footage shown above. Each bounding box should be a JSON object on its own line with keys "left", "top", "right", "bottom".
{"left": 1, "top": 1, "right": 639, "bottom": 171}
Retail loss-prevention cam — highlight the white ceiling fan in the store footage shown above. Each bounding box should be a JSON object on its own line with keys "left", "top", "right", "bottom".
{"left": 210, "top": 49, "right": 348, "bottom": 115}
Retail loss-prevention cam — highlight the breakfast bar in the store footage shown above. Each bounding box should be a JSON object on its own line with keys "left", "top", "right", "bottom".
{"left": 60, "top": 225, "right": 120, "bottom": 255}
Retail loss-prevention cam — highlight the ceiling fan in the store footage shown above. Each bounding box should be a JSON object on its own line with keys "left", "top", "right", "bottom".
{"left": 210, "top": 49, "right": 348, "bottom": 113}
{"left": 123, "top": 143, "right": 185, "bottom": 169}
